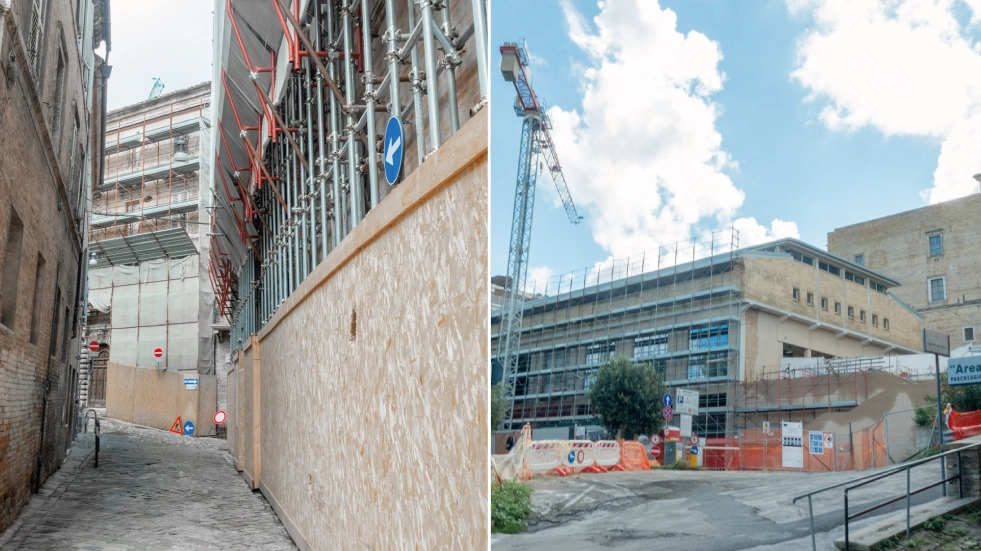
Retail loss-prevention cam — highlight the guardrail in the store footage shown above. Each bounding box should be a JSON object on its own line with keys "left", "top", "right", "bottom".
{"left": 792, "top": 440, "right": 981, "bottom": 550}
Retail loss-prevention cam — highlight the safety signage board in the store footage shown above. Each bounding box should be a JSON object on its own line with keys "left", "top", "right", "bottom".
{"left": 680, "top": 414, "right": 692, "bottom": 438}
{"left": 763, "top": 421, "right": 770, "bottom": 431}
{"left": 663, "top": 393, "right": 673, "bottom": 408}
{"left": 809, "top": 431, "right": 824, "bottom": 455}
{"left": 170, "top": 416, "right": 183, "bottom": 434}
{"left": 662, "top": 406, "right": 673, "bottom": 420}
{"left": 214, "top": 410, "right": 226, "bottom": 424}
{"left": 824, "top": 432, "right": 834, "bottom": 450}
{"left": 782, "top": 421, "right": 803, "bottom": 468}
{"left": 182, "top": 421, "right": 195, "bottom": 436}
{"left": 383, "top": 116, "right": 404, "bottom": 185}
{"left": 947, "top": 356, "right": 981, "bottom": 386}
{"left": 184, "top": 377, "right": 199, "bottom": 390}
{"left": 153, "top": 347, "right": 163, "bottom": 358}
{"left": 676, "top": 389, "right": 699, "bottom": 416}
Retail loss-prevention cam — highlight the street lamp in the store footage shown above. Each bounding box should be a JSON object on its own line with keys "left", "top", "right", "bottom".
{"left": 173, "top": 136, "right": 189, "bottom": 163}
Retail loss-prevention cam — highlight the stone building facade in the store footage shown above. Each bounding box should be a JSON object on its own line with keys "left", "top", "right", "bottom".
{"left": 0, "top": 0, "right": 109, "bottom": 533}
{"left": 491, "top": 238, "right": 924, "bottom": 436}
{"left": 828, "top": 192, "right": 981, "bottom": 350}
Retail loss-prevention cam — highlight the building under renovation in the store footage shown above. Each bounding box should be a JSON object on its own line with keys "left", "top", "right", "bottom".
{"left": 0, "top": 0, "right": 110, "bottom": 533}
{"left": 828, "top": 192, "right": 981, "bottom": 350}
{"left": 491, "top": 233, "right": 924, "bottom": 438}
{"left": 81, "top": 83, "right": 214, "bottom": 408}
{"left": 211, "top": 0, "right": 488, "bottom": 547}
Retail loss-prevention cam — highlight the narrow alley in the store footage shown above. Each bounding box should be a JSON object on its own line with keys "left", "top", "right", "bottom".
{"left": 0, "top": 416, "right": 296, "bottom": 550}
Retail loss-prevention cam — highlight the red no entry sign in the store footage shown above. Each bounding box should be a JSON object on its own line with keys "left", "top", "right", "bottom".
{"left": 153, "top": 347, "right": 163, "bottom": 358}
{"left": 88, "top": 341, "right": 99, "bottom": 353}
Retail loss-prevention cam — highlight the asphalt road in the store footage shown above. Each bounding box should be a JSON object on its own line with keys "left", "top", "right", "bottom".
{"left": 492, "top": 466, "right": 947, "bottom": 550}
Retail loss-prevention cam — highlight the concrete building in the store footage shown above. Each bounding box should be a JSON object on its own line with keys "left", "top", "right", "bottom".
{"left": 828, "top": 192, "right": 981, "bottom": 350}
{"left": 81, "top": 83, "right": 216, "bottom": 414}
{"left": 0, "top": 0, "right": 110, "bottom": 533}
{"left": 491, "top": 235, "right": 924, "bottom": 437}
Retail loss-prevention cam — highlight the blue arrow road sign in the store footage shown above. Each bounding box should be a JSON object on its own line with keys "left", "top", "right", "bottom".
{"left": 663, "top": 393, "right": 673, "bottom": 407}
{"left": 690, "top": 446, "right": 699, "bottom": 455}
{"left": 567, "top": 450, "right": 576, "bottom": 464}
{"left": 383, "top": 116, "right": 404, "bottom": 185}
{"left": 182, "top": 421, "right": 195, "bottom": 436}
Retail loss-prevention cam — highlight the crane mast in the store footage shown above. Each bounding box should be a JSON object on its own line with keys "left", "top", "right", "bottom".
{"left": 497, "top": 42, "right": 582, "bottom": 430}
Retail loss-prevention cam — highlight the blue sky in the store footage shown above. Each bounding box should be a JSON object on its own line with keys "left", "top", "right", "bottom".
{"left": 490, "top": 0, "right": 981, "bottom": 286}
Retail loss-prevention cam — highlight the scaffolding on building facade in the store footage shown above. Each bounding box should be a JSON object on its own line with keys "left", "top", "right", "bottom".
{"left": 491, "top": 229, "right": 742, "bottom": 435}
{"left": 212, "top": 0, "right": 489, "bottom": 352}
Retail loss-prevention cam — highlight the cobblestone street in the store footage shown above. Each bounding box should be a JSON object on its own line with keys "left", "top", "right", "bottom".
{"left": 0, "top": 417, "right": 296, "bottom": 550}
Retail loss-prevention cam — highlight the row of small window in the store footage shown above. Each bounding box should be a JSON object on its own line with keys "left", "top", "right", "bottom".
{"left": 853, "top": 234, "right": 944, "bottom": 269}
{"left": 791, "top": 288, "right": 890, "bottom": 329}
{"left": 788, "top": 251, "right": 888, "bottom": 293}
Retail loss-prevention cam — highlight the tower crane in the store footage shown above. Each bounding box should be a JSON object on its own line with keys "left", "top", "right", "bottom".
{"left": 497, "top": 41, "right": 582, "bottom": 430}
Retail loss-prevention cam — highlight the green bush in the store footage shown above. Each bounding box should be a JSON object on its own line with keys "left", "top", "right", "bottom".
{"left": 924, "top": 515, "right": 946, "bottom": 533}
{"left": 491, "top": 480, "right": 532, "bottom": 534}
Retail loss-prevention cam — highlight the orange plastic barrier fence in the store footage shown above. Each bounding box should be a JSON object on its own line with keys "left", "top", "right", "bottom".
{"left": 948, "top": 407, "right": 981, "bottom": 440}
{"left": 618, "top": 440, "right": 650, "bottom": 471}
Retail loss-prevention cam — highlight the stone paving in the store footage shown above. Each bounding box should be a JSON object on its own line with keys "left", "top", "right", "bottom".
{"left": 0, "top": 416, "right": 297, "bottom": 550}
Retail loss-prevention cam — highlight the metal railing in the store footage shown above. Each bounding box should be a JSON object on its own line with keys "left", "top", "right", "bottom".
{"left": 793, "top": 440, "right": 981, "bottom": 550}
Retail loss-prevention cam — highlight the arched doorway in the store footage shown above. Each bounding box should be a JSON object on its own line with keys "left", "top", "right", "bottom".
{"left": 88, "top": 347, "right": 109, "bottom": 407}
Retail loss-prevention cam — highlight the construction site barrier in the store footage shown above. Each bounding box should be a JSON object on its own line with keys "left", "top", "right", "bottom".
{"left": 948, "top": 407, "right": 981, "bottom": 440}
{"left": 594, "top": 441, "right": 621, "bottom": 467}
{"left": 619, "top": 441, "right": 649, "bottom": 471}
{"left": 527, "top": 441, "right": 563, "bottom": 473}
{"left": 561, "top": 440, "right": 596, "bottom": 469}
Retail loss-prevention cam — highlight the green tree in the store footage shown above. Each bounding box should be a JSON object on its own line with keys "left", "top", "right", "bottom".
{"left": 586, "top": 355, "right": 668, "bottom": 439}
{"left": 491, "top": 383, "right": 509, "bottom": 430}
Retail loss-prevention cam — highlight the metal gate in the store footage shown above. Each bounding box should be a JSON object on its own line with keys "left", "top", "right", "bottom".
{"left": 88, "top": 349, "right": 108, "bottom": 407}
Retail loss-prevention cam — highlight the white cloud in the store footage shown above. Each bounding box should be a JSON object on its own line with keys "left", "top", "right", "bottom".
{"left": 549, "top": 0, "right": 777, "bottom": 260}
{"left": 788, "top": 0, "right": 981, "bottom": 204}
{"left": 733, "top": 217, "right": 801, "bottom": 247}
{"left": 525, "top": 266, "right": 555, "bottom": 293}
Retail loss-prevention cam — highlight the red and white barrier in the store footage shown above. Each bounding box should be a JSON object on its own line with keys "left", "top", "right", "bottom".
{"left": 561, "top": 440, "right": 596, "bottom": 469}
{"left": 527, "top": 441, "right": 563, "bottom": 473}
{"left": 594, "top": 441, "right": 621, "bottom": 467}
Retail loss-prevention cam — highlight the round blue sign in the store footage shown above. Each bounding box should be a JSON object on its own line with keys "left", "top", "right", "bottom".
{"left": 383, "top": 116, "right": 404, "bottom": 185}
{"left": 567, "top": 450, "right": 576, "bottom": 464}
{"left": 690, "top": 446, "right": 699, "bottom": 455}
{"left": 182, "top": 421, "right": 195, "bottom": 436}
{"left": 663, "top": 393, "right": 673, "bottom": 408}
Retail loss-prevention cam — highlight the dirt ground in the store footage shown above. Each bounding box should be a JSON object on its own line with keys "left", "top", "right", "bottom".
{"left": 882, "top": 507, "right": 981, "bottom": 550}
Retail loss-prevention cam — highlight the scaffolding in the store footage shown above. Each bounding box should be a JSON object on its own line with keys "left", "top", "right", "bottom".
{"left": 491, "top": 229, "right": 742, "bottom": 434}
{"left": 85, "top": 83, "right": 215, "bottom": 375}
{"left": 212, "top": 0, "right": 489, "bottom": 351}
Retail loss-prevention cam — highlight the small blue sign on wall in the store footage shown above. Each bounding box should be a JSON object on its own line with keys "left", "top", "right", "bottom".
{"left": 383, "top": 116, "right": 404, "bottom": 185}
{"left": 183, "top": 421, "right": 195, "bottom": 436}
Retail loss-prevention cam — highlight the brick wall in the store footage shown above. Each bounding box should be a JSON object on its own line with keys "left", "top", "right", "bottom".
{"left": 0, "top": 2, "right": 100, "bottom": 533}
{"left": 828, "top": 193, "right": 981, "bottom": 348}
